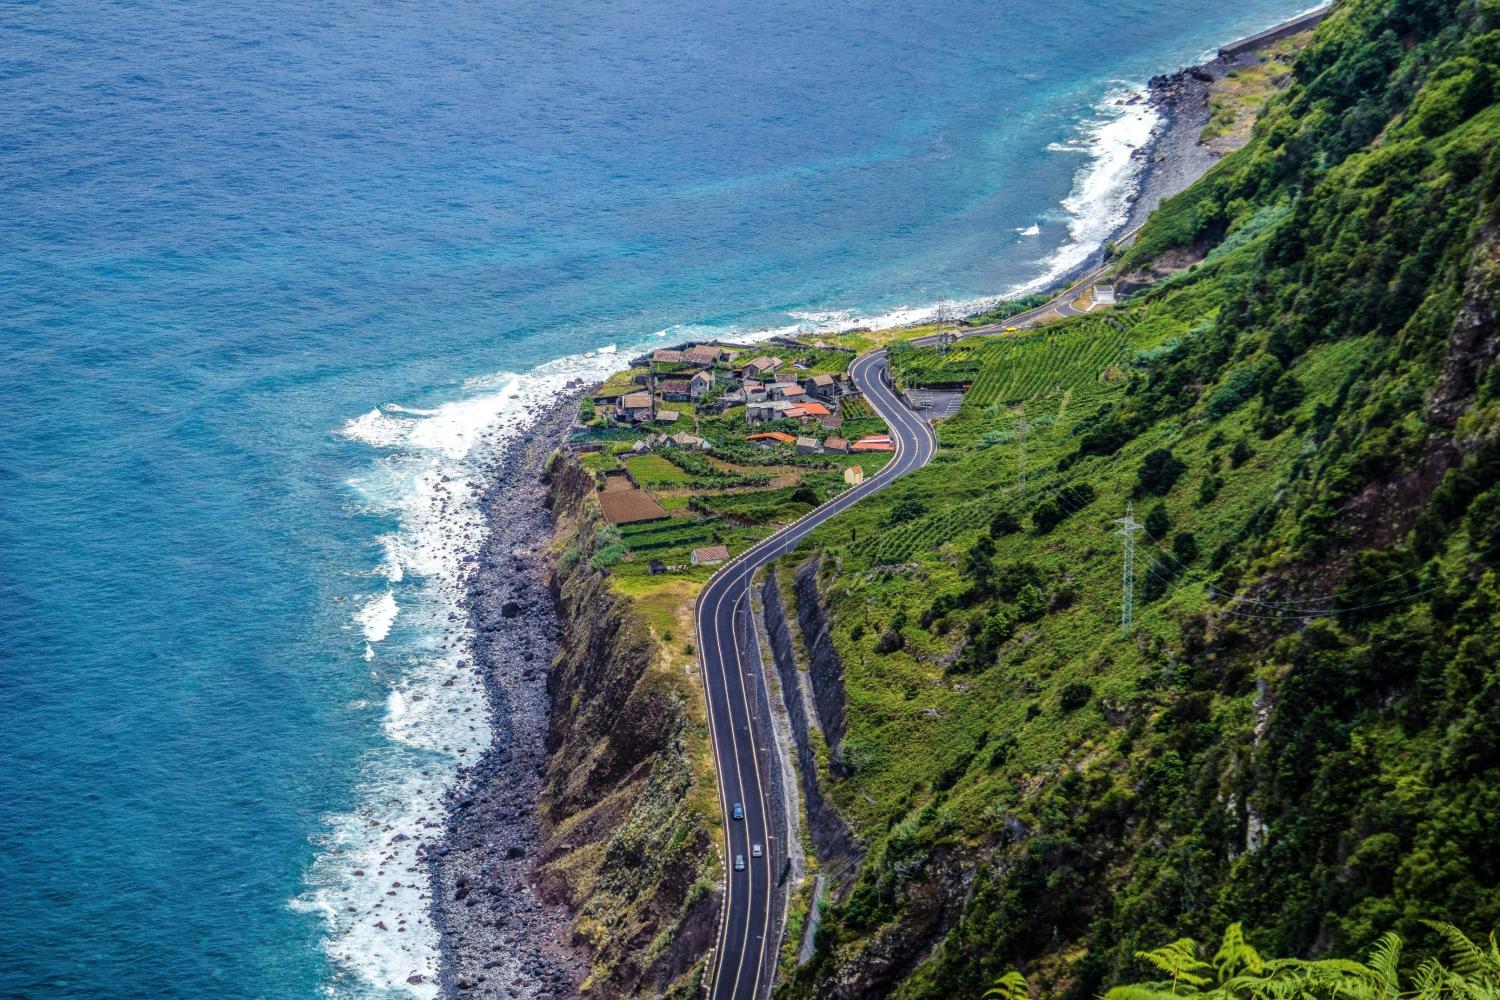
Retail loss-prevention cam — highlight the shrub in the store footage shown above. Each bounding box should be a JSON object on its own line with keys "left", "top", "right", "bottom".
{"left": 963, "top": 535, "right": 996, "bottom": 587}
{"left": 1229, "top": 438, "right": 1255, "bottom": 468}
{"left": 1172, "top": 531, "right": 1199, "bottom": 563}
{"left": 1135, "top": 448, "right": 1187, "bottom": 497}
{"left": 1059, "top": 682, "right": 1093, "bottom": 712}
{"left": 889, "top": 495, "right": 927, "bottom": 525}
{"left": 990, "top": 510, "right": 1021, "bottom": 536}
{"left": 1145, "top": 504, "right": 1171, "bottom": 540}
{"left": 1032, "top": 499, "right": 1065, "bottom": 534}
{"left": 1205, "top": 365, "right": 1260, "bottom": 419}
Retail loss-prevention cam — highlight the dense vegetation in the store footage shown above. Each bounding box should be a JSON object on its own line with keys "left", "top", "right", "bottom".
{"left": 778, "top": 0, "right": 1500, "bottom": 996}
{"left": 1095, "top": 920, "right": 1500, "bottom": 999}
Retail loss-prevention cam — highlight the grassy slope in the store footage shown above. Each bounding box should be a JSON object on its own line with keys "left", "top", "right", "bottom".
{"left": 782, "top": 1, "right": 1500, "bottom": 996}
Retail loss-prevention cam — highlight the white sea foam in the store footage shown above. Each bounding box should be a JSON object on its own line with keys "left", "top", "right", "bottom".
{"left": 1016, "top": 86, "right": 1159, "bottom": 294}
{"left": 355, "top": 592, "right": 398, "bottom": 643}
{"left": 301, "top": 343, "right": 636, "bottom": 999}
{"left": 1016, "top": 223, "right": 1041, "bottom": 237}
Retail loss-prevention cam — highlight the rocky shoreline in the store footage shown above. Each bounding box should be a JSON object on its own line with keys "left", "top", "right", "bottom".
{"left": 1121, "top": 43, "right": 1276, "bottom": 236}
{"left": 425, "top": 387, "right": 590, "bottom": 1000}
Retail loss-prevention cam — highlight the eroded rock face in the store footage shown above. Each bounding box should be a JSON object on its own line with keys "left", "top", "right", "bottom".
{"left": 532, "top": 452, "right": 718, "bottom": 1000}
{"left": 793, "top": 555, "right": 848, "bottom": 754}
{"left": 761, "top": 567, "right": 860, "bottom": 882}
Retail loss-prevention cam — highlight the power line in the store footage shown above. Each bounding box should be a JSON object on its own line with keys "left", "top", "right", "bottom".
{"left": 1115, "top": 500, "right": 1141, "bottom": 631}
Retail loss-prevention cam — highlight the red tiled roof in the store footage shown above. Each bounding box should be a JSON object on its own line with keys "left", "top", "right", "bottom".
{"left": 851, "top": 435, "right": 896, "bottom": 452}
{"left": 746, "top": 431, "right": 796, "bottom": 444}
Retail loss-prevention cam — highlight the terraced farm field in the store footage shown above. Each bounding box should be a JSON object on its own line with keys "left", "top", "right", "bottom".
{"left": 889, "top": 317, "right": 1140, "bottom": 448}
{"left": 625, "top": 453, "right": 693, "bottom": 486}
{"left": 617, "top": 517, "right": 717, "bottom": 555}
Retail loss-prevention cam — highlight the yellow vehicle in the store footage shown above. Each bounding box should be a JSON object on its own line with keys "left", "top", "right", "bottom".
{"left": 1004, "top": 326, "right": 1020, "bottom": 333}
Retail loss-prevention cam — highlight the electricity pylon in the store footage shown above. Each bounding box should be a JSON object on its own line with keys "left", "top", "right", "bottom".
{"left": 1115, "top": 501, "right": 1141, "bottom": 631}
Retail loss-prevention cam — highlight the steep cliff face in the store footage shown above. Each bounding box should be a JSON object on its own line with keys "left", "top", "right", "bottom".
{"left": 535, "top": 453, "right": 719, "bottom": 998}
{"left": 760, "top": 564, "right": 859, "bottom": 878}
{"left": 792, "top": 558, "right": 848, "bottom": 756}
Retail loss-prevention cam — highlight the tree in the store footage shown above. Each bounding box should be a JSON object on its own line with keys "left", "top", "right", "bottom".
{"left": 1229, "top": 439, "right": 1255, "bottom": 468}
{"left": 1059, "top": 681, "right": 1093, "bottom": 712}
{"left": 991, "top": 510, "right": 1021, "bottom": 536}
{"left": 964, "top": 535, "right": 997, "bottom": 587}
{"left": 1145, "top": 504, "right": 1171, "bottom": 540}
{"left": 890, "top": 495, "right": 927, "bottom": 525}
{"left": 1032, "top": 499, "right": 1066, "bottom": 533}
{"left": 1172, "top": 531, "right": 1199, "bottom": 563}
{"left": 1135, "top": 449, "right": 1187, "bottom": 497}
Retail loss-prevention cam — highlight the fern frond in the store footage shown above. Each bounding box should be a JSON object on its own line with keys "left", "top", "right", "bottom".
{"left": 1102, "top": 987, "right": 1187, "bottom": 1000}
{"left": 1424, "top": 921, "right": 1486, "bottom": 978}
{"left": 1408, "top": 958, "right": 1443, "bottom": 996}
{"left": 1366, "top": 932, "right": 1401, "bottom": 995}
{"left": 984, "top": 970, "right": 1030, "bottom": 1000}
{"left": 1215, "top": 923, "right": 1266, "bottom": 982}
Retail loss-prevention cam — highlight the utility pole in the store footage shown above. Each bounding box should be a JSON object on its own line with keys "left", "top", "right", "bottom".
{"left": 936, "top": 296, "right": 951, "bottom": 355}
{"left": 1115, "top": 501, "right": 1141, "bottom": 631}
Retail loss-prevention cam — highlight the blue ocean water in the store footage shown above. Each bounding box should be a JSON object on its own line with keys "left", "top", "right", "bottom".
{"left": 1, "top": 1, "right": 1314, "bottom": 996}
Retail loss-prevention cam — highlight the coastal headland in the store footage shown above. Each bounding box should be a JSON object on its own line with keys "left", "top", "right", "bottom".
{"left": 427, "top": 9, "right": 1329, "bottom": 998}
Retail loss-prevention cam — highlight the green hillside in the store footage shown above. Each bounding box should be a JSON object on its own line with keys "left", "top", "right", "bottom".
{"left": 781, "top": 0, "right": 1500, "bottom": 995}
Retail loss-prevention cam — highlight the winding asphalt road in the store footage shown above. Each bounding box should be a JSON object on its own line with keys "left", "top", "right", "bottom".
{"left": 693, "top": 349, "right": 937, "bottom": 1000}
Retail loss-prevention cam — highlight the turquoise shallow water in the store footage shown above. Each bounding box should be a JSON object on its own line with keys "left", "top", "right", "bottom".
{"left": 1, "top": 1, "right": 1311, "bottom": 996}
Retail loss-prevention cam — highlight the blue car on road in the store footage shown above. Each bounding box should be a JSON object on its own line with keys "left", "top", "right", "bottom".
{"left": 731, "top": 801, "right": 744, "bottom": 820}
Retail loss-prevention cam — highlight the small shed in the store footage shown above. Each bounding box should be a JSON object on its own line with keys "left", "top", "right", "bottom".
{"left": 691, "top": 545, "right": 730, "bottom": 566}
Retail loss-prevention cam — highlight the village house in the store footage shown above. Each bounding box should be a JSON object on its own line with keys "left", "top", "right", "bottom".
{"left": 742, "top": 380, "right": 767, "bottom": 402}
{"left": 803, "top": 373, "right": 838, "bottom": 401}
{"left": 691, "top": 544, "right": 730, "bottom": 566}
{"left": 843, "top": 465, "right": 864, "bottom": 485}
{"left": 851, "top": 434, "right": 896, "bottom": 452}
{"left": 742, "top": 356, "right": 782, "bottom": 379}
{"left": 652, "top": 348, "right": 684, "bottom": 365}
{"left": 655, "top": 409, "right": 681, "bottom": 423}
{"left": 746, "top": 399, "right": 794, "bottom": 424}
{"left": 786, "top": 401, "right": 831, "bottom": 421}
{"left": 768, "top": 382, "right": 806, "bottom": 402}
{"left": 620, "top": 392, "right": 654, "bottom": 422}
{"left": 684, "top": 345, "right": 728, "bottom": 367}
{"left": 823, "top": 436, "right": 849, "bottom": 453}
{"left": 689, "top": 370, "right": 715, "bottom": 400}
{"left": 794, "top": 436, "right": 820, "bottom": 455}
{"left": 746, "top": 431, "right": 796, "bottom": 447}
{"left": 657, "top": 378, "right": 692, "bottom": 402}
{"left": 668, "top": 432, "right": 708, "bottom": 450}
